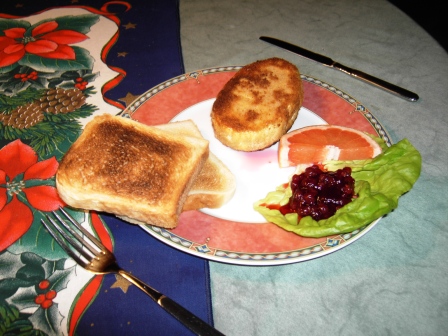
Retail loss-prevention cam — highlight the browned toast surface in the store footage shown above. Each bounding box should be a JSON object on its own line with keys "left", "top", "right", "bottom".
{"left": 56, "top": 114, "right": 209, "bottom": 228}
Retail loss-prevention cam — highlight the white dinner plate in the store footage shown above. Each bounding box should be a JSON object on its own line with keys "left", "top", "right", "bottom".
{"left": 122, "top": 66, "right": 391, "bottom": 266}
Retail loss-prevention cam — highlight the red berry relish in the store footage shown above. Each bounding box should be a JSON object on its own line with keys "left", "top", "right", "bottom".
{"left": 278, "top": 165, "right": 355, "bottom": 220}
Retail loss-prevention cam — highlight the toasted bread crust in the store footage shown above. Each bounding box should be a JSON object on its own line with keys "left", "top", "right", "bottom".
{"left": 156, "top": 120, "right": 236, "bottom": 211}
{"left": 211, "top": 58, "right": 303, "bottom": 151}
{"left": 182, "top": 152, "right": 235, "bottom": 211}
{"left": 56, "top": 114, "right": 209, "bottom": 228}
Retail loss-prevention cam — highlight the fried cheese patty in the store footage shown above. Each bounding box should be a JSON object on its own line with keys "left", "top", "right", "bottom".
{"left": 211, "top": 58, "right": 303, "bottom": 151}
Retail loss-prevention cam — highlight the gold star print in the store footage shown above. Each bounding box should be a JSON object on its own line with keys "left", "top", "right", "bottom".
{"left": 16, "top": 3, "right": 23, "bottom": 7}
{"left": 117, "top": 52, "right": 128, "bottom": 57}
{"left": 119, "top": 92, "right": 139, "bottom": 106}
{"left": 123, "top": 22, "right": 137, "bottom": 29}
{"left": 110, "top": 274, "right": 132, "bottom": 293}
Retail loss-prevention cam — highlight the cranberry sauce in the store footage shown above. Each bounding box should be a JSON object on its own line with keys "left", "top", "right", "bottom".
{"left": 281, "top": 165, "right": 355, "bottom": 221}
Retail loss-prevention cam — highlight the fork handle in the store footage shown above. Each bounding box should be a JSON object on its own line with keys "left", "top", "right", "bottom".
{"left": 118, "top": 270, "right": 225, "bottom": 336}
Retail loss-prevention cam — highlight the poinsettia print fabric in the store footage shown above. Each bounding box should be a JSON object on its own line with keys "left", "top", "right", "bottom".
{"left": 0, "top": 6, "right": 122, "bottom": 336}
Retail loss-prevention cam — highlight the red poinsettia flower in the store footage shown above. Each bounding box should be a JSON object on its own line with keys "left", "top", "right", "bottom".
{"left": 0, "top": 20, "right": 88, "bottom": 68}
{"left": 0, "top": 139, "right": 65, "bottom": 251}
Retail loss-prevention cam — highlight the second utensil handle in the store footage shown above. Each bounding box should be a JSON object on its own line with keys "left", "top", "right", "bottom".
{"left": 118, "top": 270, "right": 225, "bottom": 336}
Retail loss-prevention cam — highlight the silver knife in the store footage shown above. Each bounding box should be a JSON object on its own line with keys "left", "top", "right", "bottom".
{"left": 259, "top": 36, "right": 419, "bottom": 102}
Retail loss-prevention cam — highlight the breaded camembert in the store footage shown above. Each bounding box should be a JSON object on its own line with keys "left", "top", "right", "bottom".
{"left": 211, "top": 58, "right": 303, "bottom": 151}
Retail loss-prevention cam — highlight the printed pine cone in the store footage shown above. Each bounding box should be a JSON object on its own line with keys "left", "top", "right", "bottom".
{"left": 39, "top": 88, "right": 86, "bottom": 114}
{"left": 0, "top": 102, "right": 44, "bottom": 129}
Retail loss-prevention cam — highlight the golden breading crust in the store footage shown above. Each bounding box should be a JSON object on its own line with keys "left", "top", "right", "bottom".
{"left": 211, "top": 57, "right": 303, "bottom": 151}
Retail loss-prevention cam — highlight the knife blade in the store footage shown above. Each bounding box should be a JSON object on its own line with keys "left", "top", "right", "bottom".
{"left": 259, "top": 36, "right": 419, "bottom": 102}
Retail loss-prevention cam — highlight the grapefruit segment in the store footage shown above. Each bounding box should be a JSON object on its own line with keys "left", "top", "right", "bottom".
{"left": 278, "top": 125, "right": 382, "bottom": 168}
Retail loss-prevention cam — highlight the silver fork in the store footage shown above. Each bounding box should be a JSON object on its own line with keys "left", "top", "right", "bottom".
{"left": 42, "top": 207, "right": 225, "bottom": 336}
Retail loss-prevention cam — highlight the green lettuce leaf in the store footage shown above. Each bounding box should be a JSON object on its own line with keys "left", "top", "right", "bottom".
{"left": 253, "top": 138, "right": 421, "bottom": 238}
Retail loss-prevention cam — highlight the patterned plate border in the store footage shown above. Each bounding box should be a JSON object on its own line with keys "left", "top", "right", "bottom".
{"left": 140, "top": 222, "right": 380, "bottom": 266}
{"left": 121, "top": 66, "right": 391, "bottom": 266}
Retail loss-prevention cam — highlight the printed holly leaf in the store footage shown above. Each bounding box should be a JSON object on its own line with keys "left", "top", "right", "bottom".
{"left": 0, "top": 278, "right": 32, "bottom": 299}
{"left": 46, "top": 77, "right": 65, "bottom": 88}
{"left": 15, "top": 252, "right": 52, "bottom": 284}
{"left": 7, "top": 285, "right": 38, "bottom": 311}
{"left": 0, "top": 250, "right": 24, "bottom": 278}
{"left": 29, "top": 303, "right": 63, "bottom": 336}
{"left": 59, "top": 69, "right": 99, "bottom": 82}
{"left": 41, "top": 258, "right": 68, "bottom": 280}
{"left": 1, "top": 252, "right": 69, "bottom": 305}
{"left": 26, "top": 77, "right": 48, "bottom": 91}
{"left": 19, "top": 47, "right": 94, "bottom": 72}
{"left": 16, "top": 264, "right": 45, "bottom": 284}
{"left": 47, "top": 264, "right": 76, "bottom": 293}
{"left": 0, "top": 251, "right": 32, "bottom": 299}
{"left": 6, "top": 261, "right": 75, "bottom": 314}
{"left": 0, "top": 67, "right": 37, "bottom": 95}
{"left": 0, "top": 80, "right": 31, "bottom": 95}
{"left": 27, "top": 267, "right": 76, "bottom": 335}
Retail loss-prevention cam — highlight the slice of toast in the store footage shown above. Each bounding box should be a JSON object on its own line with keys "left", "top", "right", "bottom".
{"left": 56, "top": 114, "right": 209, "bottom": 229}
{"left": 156, "top": 120, "right": 236, "bottom": 211}
{"left": 211, "top": 57, "right": 303, "bottom": 151}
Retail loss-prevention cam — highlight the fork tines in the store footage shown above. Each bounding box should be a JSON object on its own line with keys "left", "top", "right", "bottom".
{"left": 42, "top": 207, "right": 103, "bottom": 267}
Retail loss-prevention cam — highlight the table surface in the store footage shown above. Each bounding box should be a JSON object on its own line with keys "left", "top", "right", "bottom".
{"left": 1, "top": 1, "right": 446, "bottom": 335}
{"left": 180, "top": 0, "right": 448, "bottom": 335}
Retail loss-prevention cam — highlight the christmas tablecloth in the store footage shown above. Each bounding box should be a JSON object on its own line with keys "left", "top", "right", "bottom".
{"left": 0, "top": 1, "right": 213, "bottom": 335}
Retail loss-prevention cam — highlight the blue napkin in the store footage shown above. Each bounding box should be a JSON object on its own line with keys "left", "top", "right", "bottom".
{"left": 1, "top": 1, "right": 213, "bottom": 335}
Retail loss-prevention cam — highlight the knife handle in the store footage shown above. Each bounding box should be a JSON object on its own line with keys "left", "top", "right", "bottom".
{"left": 119, "top": 270, "right": 225, "bottom": 335}
{"left": 159, "top": 296, "right": 226, "bottom": 336}
{"left": 332, "top": 62, "right": 419, "bottom": 101}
